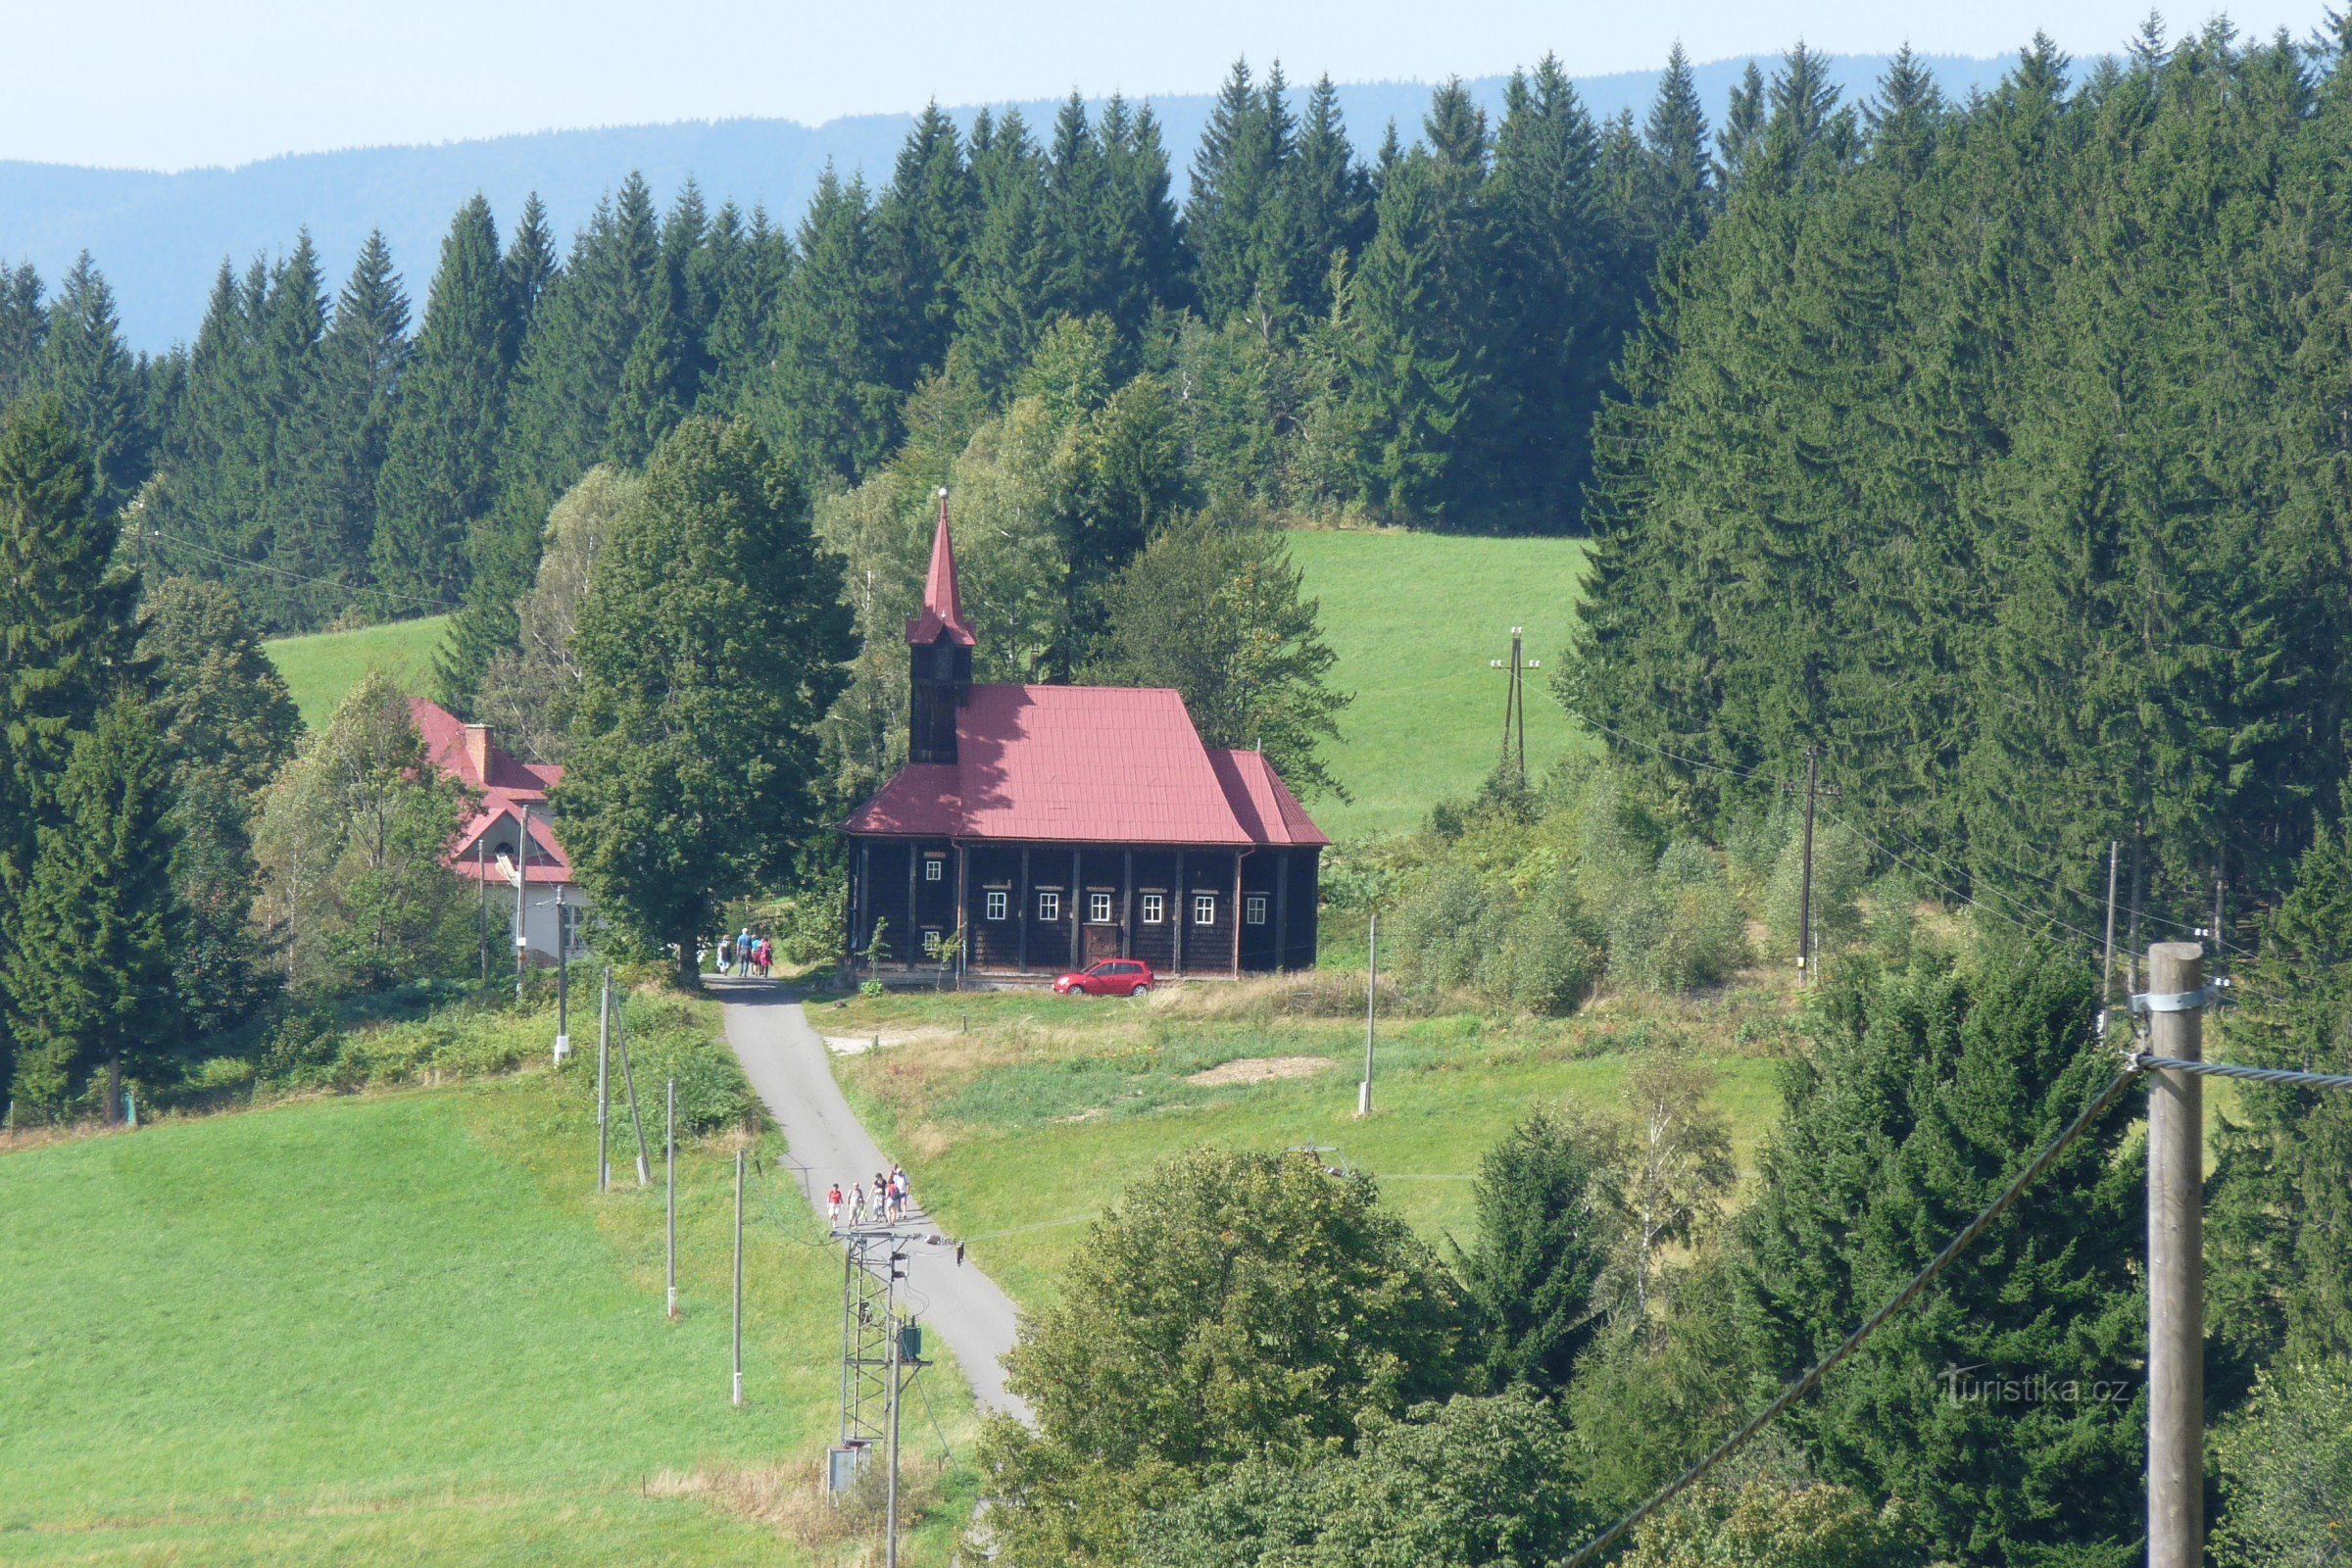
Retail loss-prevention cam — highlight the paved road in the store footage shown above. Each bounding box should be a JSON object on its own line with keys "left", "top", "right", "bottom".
{"left": 714, "top": 978, "right": 1030, "bottom": 1423}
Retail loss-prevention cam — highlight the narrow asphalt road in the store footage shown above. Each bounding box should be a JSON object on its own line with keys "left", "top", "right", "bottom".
{"left": 713, "top": 977, "right": 1030, "bottom": 1424}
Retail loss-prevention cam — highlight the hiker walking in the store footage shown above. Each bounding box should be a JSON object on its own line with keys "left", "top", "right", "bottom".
{"left": 849, "top": 1183, "right": 867, "bottom": 1226}
{"left": 826, "top": 1183, "right": 843, "bottom": 1227}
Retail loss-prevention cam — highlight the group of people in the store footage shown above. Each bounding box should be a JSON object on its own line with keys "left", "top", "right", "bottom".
{"left": 712, "top": 928, "right": 773, "bottom": 978}
{"left": 826, "top": 1165, "right": 913, "bottom": 1229}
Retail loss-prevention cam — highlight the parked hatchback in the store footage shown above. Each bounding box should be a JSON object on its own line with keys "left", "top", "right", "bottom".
{"left": 1054, "top": 958, "right": 1155, "bottom": 998}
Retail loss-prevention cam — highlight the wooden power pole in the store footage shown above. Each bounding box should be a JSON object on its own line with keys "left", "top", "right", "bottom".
{"left": 2145, "top": 941, "right": 2206, "bottom": 1568}
{"left": 1488, "top": 629, "right": 1542, "bottom": 783}
{"left": 732, "top": 1148, "right": 746, "bottom": 1408}
{"left": 665, "top": 1078, "right": 678, "bottom": 1321}
{"left": 1358, "top": 912, "right": 1377, "bottom": 1118}
{"left": 1797, "top": 747, "right": 1818, "bottom": 986}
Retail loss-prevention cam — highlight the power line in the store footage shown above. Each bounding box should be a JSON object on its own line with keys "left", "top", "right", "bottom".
{"left": 2132, "top": 1053, "right": 2352, "bottom": 1092}
{"left": 1559, "top": 1056, "right": 2148, "bottom": 1568}
{"left": 139, "top": 525, "right": 465, "bottom": 618}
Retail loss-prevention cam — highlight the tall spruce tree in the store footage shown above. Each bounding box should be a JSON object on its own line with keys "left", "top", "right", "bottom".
{"left": 0, "top": 263, "right": 48, "bottom": 410}
{"left": 878, "top": 104, "right": 976, "bottom": 391}
{"left": 958, "top": 110, "right": 1058, "bottom": 392}
{"left": 135, "top": 576, "right": 300, "bottom": 1033}
{"left": 1281, "top": 76, "right": 1374, "bottom": 320}
{"left": 2, "top": 697, "right": 183, "bottom": 1123}
{"left": 372, "top": 197, "right": 512, "bottom": 608}
{"left": 1187, "top": 60, "right": 1297, "bottom": 335}
{"left": 273, "top": 231, "right": 408, "bottom": 626}
{"left": 1094, "top": 96, "right": 1187, "bottom": 346}
{"left": 1736, "top": 950, "right": 2142, "bottom": 1566}
{"left": 753, "top": 168, "right": 901, "bottom": 480}
{"left": 1487, "top": 56, "right": 1608, "bottom": 529}
{"left": 41, "top": 254, "right": 146, "bottom": 516}
{"left": 0, "top": 402, "right": 141, "bottom": 1110}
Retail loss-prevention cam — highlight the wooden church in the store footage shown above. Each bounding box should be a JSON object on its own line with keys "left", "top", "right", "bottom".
{"left": 843, "top": 498, "right": 1328, "bottom": 981}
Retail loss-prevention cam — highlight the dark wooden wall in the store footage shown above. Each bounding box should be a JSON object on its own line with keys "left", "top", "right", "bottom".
{"left": 852, "top": 838, "right": 1320, "bottom": 976}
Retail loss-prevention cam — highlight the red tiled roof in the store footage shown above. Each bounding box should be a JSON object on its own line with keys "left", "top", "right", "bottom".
{"left": 410, "top": 698, "right": 575, "bottom": 883}
{"left": 844, "top": 685, "right": 1327, "bottom": 848}
{"left": 1206, "top": 749, "right": 1332, "bottom": 848}
{"left": 904, "top": 498, "right": 975, "bottom": 648}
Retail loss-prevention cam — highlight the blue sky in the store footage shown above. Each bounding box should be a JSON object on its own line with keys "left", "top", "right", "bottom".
{"left": 9, "top": 0, "right": 2323, "bottom": 171}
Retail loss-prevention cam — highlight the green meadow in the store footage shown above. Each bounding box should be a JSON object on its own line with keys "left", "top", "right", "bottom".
{"left": 264, "top": 614, "right": 449, "bottom": 729}
{"left": 0, "top": 1070, "right": 974, "bottom": 1566}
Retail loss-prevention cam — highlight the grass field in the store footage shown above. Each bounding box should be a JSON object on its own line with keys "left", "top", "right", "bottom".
{"left": 265, "top": 614, "right": 449, "bottom": 729}
{"left": 820, "top": 983, "right": 1784, "bottom": 1310}
{"left": 0, "top": 1065, "right": 975, "bottom": 1566}
{"left": 1285, "top": 530, "right": 1592, "bottom": 839}
{"left": 258, "top": 533, "right": 1592, "bottom": 835}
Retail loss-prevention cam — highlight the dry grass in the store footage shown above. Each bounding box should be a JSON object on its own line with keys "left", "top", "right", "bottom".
{"left": 646, "top": 1455, "right": 949, "bottom": 1561}
{"left": 1146, "top": 968, "right": 1429, "bottom": 1021}
{"left": 1186, "top": 1055, "right": 1337, "bottom": 1088}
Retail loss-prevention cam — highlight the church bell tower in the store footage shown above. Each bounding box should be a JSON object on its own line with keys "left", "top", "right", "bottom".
{"left": 906, "top": 488, "right": 974, "bottom": 765}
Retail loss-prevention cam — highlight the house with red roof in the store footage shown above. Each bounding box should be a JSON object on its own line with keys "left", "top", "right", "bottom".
{"left": 409, "top": 697, "right": 588, "bottom": 966}
{"left": 843, "top": 498, "right": 1328, "bottom": 980}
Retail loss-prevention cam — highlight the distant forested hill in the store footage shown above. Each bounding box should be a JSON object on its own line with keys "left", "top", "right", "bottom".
{"left": 0, "top": 54, "right": 2007, "bottom": 351}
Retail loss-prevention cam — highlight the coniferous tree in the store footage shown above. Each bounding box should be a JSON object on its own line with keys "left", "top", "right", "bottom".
{"left": 372, "top": 197, "right": 512, "bottom": 607}
{"left": 504, "top": 193, "right": 559, "bottom": 330}
{"left": 753, "top": 168, "right": 900, "bottom": 480}
{"left": 275, "top": 231, "right": 408, "bottom": 625}
{"left": 700, "top": 204, "right": 792, "bottom": 412}
{"left": 2, "top": 697, "right": 182, "bottom": 1123}
{"left": 1488, "top": 57, "right": 1608, "bottom": 528}
{"left": 1642, "top": 43, "right": 1716, "bottom": 251}
{"left": 1094, "top": 96, "right": 1188, "bottom": 344}
{"left": 0, "top": 263, "right": 47, "bottom": 409}
{"left": 0, "top": 402, "right": 140, "bottom": 1105}
{"left": 1281, "top": 76, "right": 1374, "bottom": 320}
{"left": 1187, "top": 60, "right": 1297, "bottom": 336}
{"left": 1455, "top": 1108, "right": 1624, "bottom": 1394}
{"left": 1736, "top": 950, "right": 2142, "bottom": 1566}
{"left": 959, "top": 110, "right": 1058, "bottom": 392}
{"left": 135, "top": 576, "right": 300, "bottom": 1034}
{"left": 41, "top": 254, "right": 146, "bottom": 515}
{"left": 878, "top": 104, "right": 976, "bottom": 390}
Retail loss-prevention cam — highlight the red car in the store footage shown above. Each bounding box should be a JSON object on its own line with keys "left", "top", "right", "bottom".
{"left": 1054, "top": 958, "right": 1155, "bottom": 997}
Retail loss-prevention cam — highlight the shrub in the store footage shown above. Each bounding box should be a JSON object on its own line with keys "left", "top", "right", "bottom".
{"left": 2214, "top": 1364, "right": 2352, "bottom": 1568}
{"left": 1763, "top": 818, "right": 1871, "bottom": 959}
{"left": 1623, "top": 1481, "right": 1917, "bottom": 1568}
{"left": 1607, "top": 841, "right": 1746, "bottom": 996}
{"left": 559, "top": 994, "right": 756, "bottom": 1137}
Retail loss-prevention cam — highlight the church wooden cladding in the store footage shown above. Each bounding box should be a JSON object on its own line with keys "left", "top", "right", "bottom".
{"left": 849, "top": 839, "right": 1320, "bottom": 978}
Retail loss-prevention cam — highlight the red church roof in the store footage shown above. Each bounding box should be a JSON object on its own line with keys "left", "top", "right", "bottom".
{"left": 410, "top": 698, "right": 576, "bottom": 884}
{"left": 904, "top": 492, "right": 975, "bottom": 648}
{"left": 843, "top": 685, "right": 1328, "bottom": 848}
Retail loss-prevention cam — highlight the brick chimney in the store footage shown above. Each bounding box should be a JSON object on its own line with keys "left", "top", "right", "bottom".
{"left": 462, "top": 723, "right": 492, "bottom": 783}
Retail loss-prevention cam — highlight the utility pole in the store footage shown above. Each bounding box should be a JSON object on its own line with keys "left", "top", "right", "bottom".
{"left": 613, "top": 998, "right": 652, "bottom": 1187}
{"left": 886, "top": 1315, "right": 905, "bottom": 1568}
{"left": 597, "top": 969, "right": 612, "bottom": 1193}
{"left": 1488, "top": 629, "right": 1543, "bottom": 784}
{"left": 665, "top": 1079, "right": 678, "bottom": 1321}
{"left": 731, "top": 1148, "right": 746, "bottom": 1408}
{"left": 1359, "top": 912, "right": 1378, "bottom": 1118}
{"left": 514, "top": 805, "right": 528, "bottom": 1004}
{"left": 2100, "top": 840, "right": 2120, "bottom": 1030}
{"left": 1797, "top": 747, "right": 1818, "bottom": 986}
{"left": 477, "top": 835, "right": 489, "bottom": 985}
{"left": 2145, "top": 941, "right": 2206, "bottom": 1568}
{"left": 553, "top": 875, "right": 569, "bottom": 1063}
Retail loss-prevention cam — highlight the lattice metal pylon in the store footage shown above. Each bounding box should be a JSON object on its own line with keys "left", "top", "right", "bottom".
{"left": 839, "top": 1229, "right": 910, "bottom": 1447}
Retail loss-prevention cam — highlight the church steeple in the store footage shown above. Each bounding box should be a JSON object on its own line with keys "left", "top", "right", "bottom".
{"left": 906, "top": 488, "right": 974, "bottom": 765}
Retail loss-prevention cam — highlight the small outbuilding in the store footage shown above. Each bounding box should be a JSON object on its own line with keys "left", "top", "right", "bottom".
{"left": 843, "top": 500, "right": 1328, "bottom": 980}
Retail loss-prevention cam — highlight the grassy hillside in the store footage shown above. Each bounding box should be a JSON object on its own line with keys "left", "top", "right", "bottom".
{"left": 1285, "top": 530, "right": 1592, "bottom": 839}
{"left": 822, "top": 984, "right": 1781, "bottom": 1310}
{"left": 0, "top": 1070, "right": 973, "bottom": 1565}
{"left": 257, "top": 534, "right": 1586, "bottom": 831}
{"left": 265, "top": 614, "right": 448, "bottom": 728}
